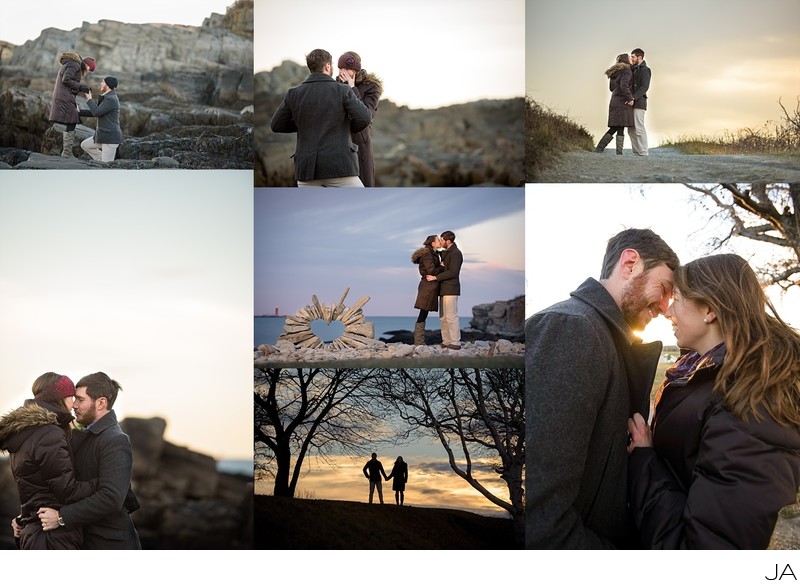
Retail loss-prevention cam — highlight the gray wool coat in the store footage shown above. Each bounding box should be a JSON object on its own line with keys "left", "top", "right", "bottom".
{"left": 59, "top": 410, "right": 141, "bottom": 549}
{"left": 79, "top": 90, "right": 124, "bottom": 145}
{"left": 526, "top": 278, "right": 661, "bottom": 549}
{"left": 270, "top": 73, "right": 372, "bottom": 182}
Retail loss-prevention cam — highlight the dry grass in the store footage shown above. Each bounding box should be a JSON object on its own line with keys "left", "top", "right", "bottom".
{"left": 526, "top": 97, "right": 594, "bottom": 181}
{"left": 663, "top": 98, "right": 800, "bottom": 155}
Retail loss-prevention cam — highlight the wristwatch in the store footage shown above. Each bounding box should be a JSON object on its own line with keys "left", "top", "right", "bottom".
{"left": 57, "top": 515, "right": 65, "bottom": 527}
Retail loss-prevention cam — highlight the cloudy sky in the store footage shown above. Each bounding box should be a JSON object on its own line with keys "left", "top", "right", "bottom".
{"left": 254, "top": 188, "right": 525, "bottom": 318}
{"left": 0, "top": 0, "right": 234, "bottom": 46}
{"left": 256, "top": 0, "right": 526, "bottom": 109}
{"left": 0, "top": 171, "right": 253, "bottom": 461}
{"left": 527, "top": 0, "right": 800, "bottom": 146}
{"left": 525, "top": 183, "right": 800, "bottom": 346}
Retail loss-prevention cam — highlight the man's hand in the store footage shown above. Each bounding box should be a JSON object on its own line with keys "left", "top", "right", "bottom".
{"left": 37, "top": 507, "right": 60, "bottom": 531}
{"left": 87, "top": 89, "right": 93, "bottom": 100}
{"left": 11, "top": 518, "right": 21, "bottom": 538}
{"left": 425, "top": 275, "right": 437, "bottom": 282}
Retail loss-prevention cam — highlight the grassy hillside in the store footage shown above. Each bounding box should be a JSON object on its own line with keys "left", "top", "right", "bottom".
{"left": 255, "top": 495, "right": 518, "bottom": 550}
{"left": 526, "top": 97, "right": 594, "bottom": 181}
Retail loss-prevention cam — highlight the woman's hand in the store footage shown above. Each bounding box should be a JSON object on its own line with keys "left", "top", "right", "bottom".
{"left": 87, "top": 89, "right": 92, "bottom": 100}
{"left": 339, "top": 70, "right": 356, "bottom": 88}
{"left": 627, "top": 412, "right": 652, "bottom": 453}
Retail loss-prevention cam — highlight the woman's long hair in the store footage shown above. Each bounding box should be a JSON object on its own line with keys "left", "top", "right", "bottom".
{"left": 616, "top": 53, "right": 631, "bottom": 65}
{"left": 423, "top": 235, "right": 438, "bottom": 248}
{"left": 674, "top": 254, "right": 800, "bottom": 426}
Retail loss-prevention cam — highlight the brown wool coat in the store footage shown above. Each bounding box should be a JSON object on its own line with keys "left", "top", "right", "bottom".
{"left": 605, "top": 62, "right": 635, "bottom": 128}
{"left": 412, "top": 246, "right": 443, "bottom": 311}
{"left": 49, "top": 52, "right": 89, "bottom": 125}
{"left": 351, "top": 71, "right": 383, "bottom": 186}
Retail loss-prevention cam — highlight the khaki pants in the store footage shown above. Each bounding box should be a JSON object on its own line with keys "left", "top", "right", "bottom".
{"left": 298, "top": 176, "right": 364, "bottom": 187}
{"left": 439, "top": 295, "right": 460, "bottom": 346}
{"left": 80, "top": 137, "right": 119, "bottom": 162}
{"left": 627, "top": 109, "right": 648, "bottom": 155}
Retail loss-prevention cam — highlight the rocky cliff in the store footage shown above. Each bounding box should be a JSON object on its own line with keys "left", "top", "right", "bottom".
{"left": 256, "top": 61, "right": 524, "bottom": 187}
{"left": 0, "top": 0, "right": 253, "bottom": 169}
{"left": 0, "top": 416, "right": 252, "bottom": 550}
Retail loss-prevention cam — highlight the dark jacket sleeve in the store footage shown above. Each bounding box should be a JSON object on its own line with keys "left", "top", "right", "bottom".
{"left": 619, "top": 69, "right": 634, "bottom": 102}
{"left": 526, "top": 312, "right": 617, "bottom": 549}
{"left": 356, "top": 84, "right": 380, "bottom": 119}
{"left": 344, "top": 87, "right": 371, "bottom": 133}
{"left": 86, "top": 95, "right": 117, "bottom": 118}
{"left": 270, "top": 95, "right": 297, "bottom": 133}
{"left": 38, "top": 427, "right": 96, "bottom": 505}
{"left": 61, "top": 63, "right": 87, "bottom": 95}
{"left": 632, "top": 66, "right": 651, "bottom": 100}
{"left": 629, "top": 400, "right": 799, "bottom": 549}
{"left": 59, "top": 431, "right": 134, "bottom": 526}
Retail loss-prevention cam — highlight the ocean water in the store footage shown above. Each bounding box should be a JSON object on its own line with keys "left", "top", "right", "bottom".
{"left": 218, "top": 459, "right": 254, "bottom": 477}
{"left": 254, "top": 316, "right": 473, "bottom": 346}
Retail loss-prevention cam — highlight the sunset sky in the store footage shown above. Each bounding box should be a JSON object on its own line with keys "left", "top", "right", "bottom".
{"left": 0, "top": 0, "right": 233, "bottom": 46}
{"left": 256, "top": 0, "right": 526, "bottom": 109}
{"left": 0, "top": 171, "right": 253, "bottom": 462}
{"left": 525, "top": 183, "right": 800, "bottom": 346}
{"left": 254, "top": 188, "right": 525, "bottom": 317}
{"left": 527, "top": 0, "right": 800, "bottom": 147}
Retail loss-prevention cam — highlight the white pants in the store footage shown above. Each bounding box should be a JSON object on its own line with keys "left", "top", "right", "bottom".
{"left": 81, "top": 137, "right": 119, "bottom": 162}
{"left": 439, "top": 295, "right": 460, "bottom": 346}
{"left": 298, "top": 176, "right": 364, "bottom": 187}
{"left": 627, "top": 109, "right": 649, "bottom": 155}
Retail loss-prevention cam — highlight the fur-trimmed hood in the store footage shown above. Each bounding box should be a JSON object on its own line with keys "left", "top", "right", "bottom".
{"left": 605, "top": 62, "right": 631, "bottom": 78}
{"left": 412, "top": 246, "right": 434, "bottom": 264}
{"left": 356, "top": 70, "right": 384, "bottom": 98}
{"left": 59, "top": 51, "right": 82, "bottom": 66}
{"left": 0, "top": 402, "right": 60, "bottom": 449}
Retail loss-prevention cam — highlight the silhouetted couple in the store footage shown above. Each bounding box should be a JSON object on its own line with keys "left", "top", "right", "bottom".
{"left": 363, "top": 453, "right": 408, "bottom": 505}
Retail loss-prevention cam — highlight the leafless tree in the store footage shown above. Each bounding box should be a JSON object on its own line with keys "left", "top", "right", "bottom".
{"left": 254, "top": 367, "right": 387, "bottom": 497}
{"left": 374, "top": 368, "right": 525, "bottom": 544}
{"left": 684, "top": 183, "right": 800, "bottom": 290}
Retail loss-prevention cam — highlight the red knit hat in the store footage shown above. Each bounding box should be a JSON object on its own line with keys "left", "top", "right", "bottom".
{"left": 83, "top": 57, "right": 96, "bottom": 72}
{"left": 35, "top": 375, "right": 76, "bottom": 402}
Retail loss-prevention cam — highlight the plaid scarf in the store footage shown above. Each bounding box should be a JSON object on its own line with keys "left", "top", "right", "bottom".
{"left": 654, "top": 342, "right": 726, "bottom": 410}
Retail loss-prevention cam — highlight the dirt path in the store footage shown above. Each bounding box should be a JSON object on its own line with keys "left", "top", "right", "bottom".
{"left": 535, "top": 147, "right": 800, "bottom": 182}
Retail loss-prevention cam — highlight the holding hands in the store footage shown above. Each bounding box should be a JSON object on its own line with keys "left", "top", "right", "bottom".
{"left": 425, "top": 275, "right": 437, "bottom": 282}
{"left": 627, "top": 412, "right": 652, "bottom": 454}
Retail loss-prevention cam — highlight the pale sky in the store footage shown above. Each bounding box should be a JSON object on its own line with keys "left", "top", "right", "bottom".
{"left": 527, "top": 0, "right": 800, "bottom": 147}
{"left": 254, "top": 188, "right": 525, "bottom": 317}
{"left": 0, "top": 0, "right": 235, "bottom": 46}
{"left": 525, "top": 183, "right": 800, "bottom": 347}
{"left": 256, "top": 0, "right": 526, "bottom": 109}
{"left": 0, "top": 171, "right": 253, "bottom": 461}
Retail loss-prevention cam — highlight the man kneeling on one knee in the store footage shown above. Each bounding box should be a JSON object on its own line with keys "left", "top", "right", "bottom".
{"left": 79, "top": 76, "right": 122, "bottom": 162}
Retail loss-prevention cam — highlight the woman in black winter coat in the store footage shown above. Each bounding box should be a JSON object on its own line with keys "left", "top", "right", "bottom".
{"left": 411, "top": 234, "right": 444, "bottom": 345}
{"left": 336, "top": 51, "right": 383, "bottom": 186}
{"left": 594, "top": 53, "right": 635, "bottom": 155}
{"left": 627, "top": 254, "right": 800, "bottom": 549}
{"left": 0, "top": 372, "right": 96, "bottom": 549}
{"left": 386, "top": 456, "right": 408, "bottom": 506}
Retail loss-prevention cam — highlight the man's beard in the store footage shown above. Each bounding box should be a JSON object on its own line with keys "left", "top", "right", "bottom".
{"left": 76, "top": 402, "right": 97, "bottom": 426}
{"left": 620, "top": 271, "right": 653, "bottom": 331}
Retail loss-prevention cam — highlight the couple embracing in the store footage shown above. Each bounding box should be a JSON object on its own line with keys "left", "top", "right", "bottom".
{"left": 411, "top": 231, "right": 463, "bottom": 350}
{"left": 527, "top": 228, "right": 800, "bottom": 549}
{"left": 0, "top": 371, "right": 140, "bottom": 549}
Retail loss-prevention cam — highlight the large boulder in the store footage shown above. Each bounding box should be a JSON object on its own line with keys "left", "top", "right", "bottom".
{"left": 256, "top": 61, "right": 524, "bottom": 187}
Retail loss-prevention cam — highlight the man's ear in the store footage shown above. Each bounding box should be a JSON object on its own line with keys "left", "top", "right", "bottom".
{"left": 618, "top": 248, "right": 641, "bottom": 281}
